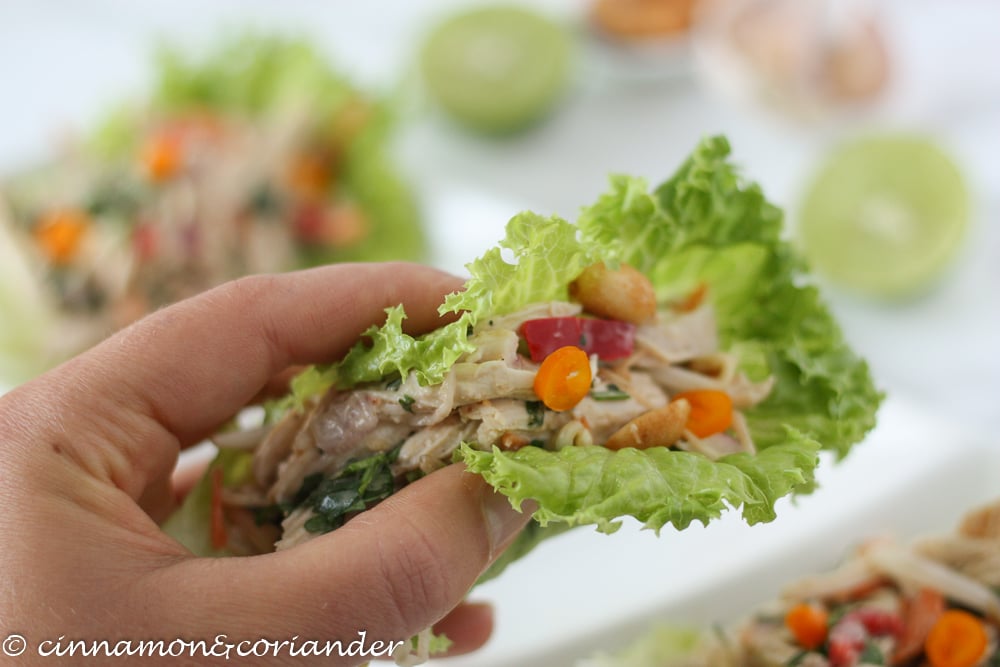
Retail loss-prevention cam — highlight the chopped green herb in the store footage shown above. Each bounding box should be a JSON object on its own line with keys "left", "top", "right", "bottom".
{"left": 399, "top": 394, "right": 416, "bottom": 412}
{"left": 579, "top": 333, "right": 588, "bottom": 347}
{"left": 385, "top": 376, "right": 402, "bottom": 391}
{"left": 301, "top": 447, "right": 400, "bottom": 534}
{"left": 590, "top": 384, "right": 630, "bottom": 401}
{"left": 304, "top": 514, "right": 331, "bottom": 533}
{"left": 529, "top": 439, "right": 546, "bottom": 448}
{"left": 525, "top": 400, "right": 545, "bottom": 427}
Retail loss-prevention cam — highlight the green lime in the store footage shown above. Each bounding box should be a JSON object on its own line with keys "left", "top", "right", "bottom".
{"left": 420, "top": 5, "right": 573, "bottom": 134}
{"left": 798, "top": 135, "right": 970, "bottom": 299}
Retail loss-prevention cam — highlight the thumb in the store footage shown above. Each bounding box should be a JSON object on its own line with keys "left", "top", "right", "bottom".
{"left": 153, "top": 464, "right": 532, "bottom": 663}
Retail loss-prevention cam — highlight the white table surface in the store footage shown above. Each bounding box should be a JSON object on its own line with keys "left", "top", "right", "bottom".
{"left": 1, "top": 1, "right": 998, "bottom": 665}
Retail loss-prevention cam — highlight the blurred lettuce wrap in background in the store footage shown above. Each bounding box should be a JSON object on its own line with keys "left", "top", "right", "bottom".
{"left": 579, "top": 497, "right": 1000, "bottom": 667}
{"left": 0, "top": 33, "right": 424, "bottom": 384}
{"left": 165, "top": 136, "right": 881, "bottom": 604}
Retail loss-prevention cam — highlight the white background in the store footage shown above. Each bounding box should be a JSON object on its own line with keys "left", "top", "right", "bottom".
{"left": 1, "top": 2, "right": 998, "bottom": 665}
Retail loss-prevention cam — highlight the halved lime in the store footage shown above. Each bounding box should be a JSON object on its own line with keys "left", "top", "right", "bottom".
{"left": 797, "top": 135, "right": 970, "bottom": 299}
{"left": 420, "top": 5, "right": 573, "bottom": 134}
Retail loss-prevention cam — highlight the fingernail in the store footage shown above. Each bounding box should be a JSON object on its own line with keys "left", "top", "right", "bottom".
{"left": 479, "top": 487, "right": 532, "bottom": 557}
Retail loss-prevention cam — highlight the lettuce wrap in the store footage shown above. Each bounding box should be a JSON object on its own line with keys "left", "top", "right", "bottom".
{"left": 580, "top": 498, "right": 1000, "bottom": 667}
{"left": 164, "top": 136, "right": 881, "bottom": 656}
{"left": 0, "top": 33, "right": 424, "bottom": 385}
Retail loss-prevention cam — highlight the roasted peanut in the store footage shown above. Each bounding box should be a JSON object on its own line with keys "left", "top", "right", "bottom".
{"left": 604, "top": 399, "right": 691, "bottom": 451}
{"left": 568, "top": 262, "right": 657, "bottom": 324}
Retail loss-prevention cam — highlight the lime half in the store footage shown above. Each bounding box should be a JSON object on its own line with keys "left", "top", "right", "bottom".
{"left": 420, "top": 5, "right": 573, "bottom": 134}
{"left": 798, "top": 135, "right": 970, "bottom": 299}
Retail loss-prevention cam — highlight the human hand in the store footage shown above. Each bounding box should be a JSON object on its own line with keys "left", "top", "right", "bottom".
{"left": 0, "top": 263, "right": 533, "bottom": 665}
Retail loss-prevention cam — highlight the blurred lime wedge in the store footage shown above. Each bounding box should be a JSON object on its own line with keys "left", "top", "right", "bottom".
{"left": 798, "top": 135, "right": 970, "bottom": 299}
{"left": 420, "top": 5, "right": 573, "bottom": 134}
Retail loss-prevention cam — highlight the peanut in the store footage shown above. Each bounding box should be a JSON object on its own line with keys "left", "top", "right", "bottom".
{"left": 569, "top": 262, "right": 657, "bottom": 324}
{"left": 604, "top": 399, "right": 691, "bottom": 450}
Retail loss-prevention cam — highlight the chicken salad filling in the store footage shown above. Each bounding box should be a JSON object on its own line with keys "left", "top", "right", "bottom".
{"left": 212, "top": 263, "right": 774, "bottom": 553}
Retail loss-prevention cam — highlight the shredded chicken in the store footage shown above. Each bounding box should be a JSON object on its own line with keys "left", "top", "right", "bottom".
{"left": 645, "top": 365, "right": 774, "bottom": 409}
{"left": 865, "top": 542, "right": 1000, "bottom": 622}
{"left": 634, "top": 306, "right": 719, "bottom": 364}
{"left": 394, "top": 417, "right": 476, "bottom": 475}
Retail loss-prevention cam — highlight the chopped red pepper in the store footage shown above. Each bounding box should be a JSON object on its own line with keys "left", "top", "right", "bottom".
{"left": 827, "top": 615, "right": 867, "bottom": 666}
{"left": 852, "top": 607, "right": 904, "bottom": 638}
{"left": 827, "top": 607, "right": 904, "bottom": 666}
{"left": 522, "top": 317, "right": 635, "bottom": 363}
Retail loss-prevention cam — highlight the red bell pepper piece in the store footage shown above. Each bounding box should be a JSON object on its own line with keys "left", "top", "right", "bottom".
{"left": 522, "top": 317, "right": 635, "bottom": 363}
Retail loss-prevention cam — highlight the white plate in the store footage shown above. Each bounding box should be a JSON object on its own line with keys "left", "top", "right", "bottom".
{"left": 423, "top": 396, "right": 997, "bottom": 666}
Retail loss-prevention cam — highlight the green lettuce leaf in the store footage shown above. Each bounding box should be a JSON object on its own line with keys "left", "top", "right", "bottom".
{"left": 443, "top": 211, "right": 599, "bottom": 318}
{"left": 461, "top": 437, "right": 818, "bottom": 535}
{"left": 335, "top": 308, "right": 476, "bottom": 388}
{"left": 282, "top": 307, "right": 476, "bottom": 407}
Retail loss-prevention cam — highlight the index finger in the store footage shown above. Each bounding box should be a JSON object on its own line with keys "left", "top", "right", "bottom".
{"left": 118, "top": 262, "right": 461, "bottom": 438}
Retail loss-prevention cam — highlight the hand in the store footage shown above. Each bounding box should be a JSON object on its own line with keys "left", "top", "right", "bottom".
{"left": 0, "top": 263, "right": 533, "bottom": 665}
